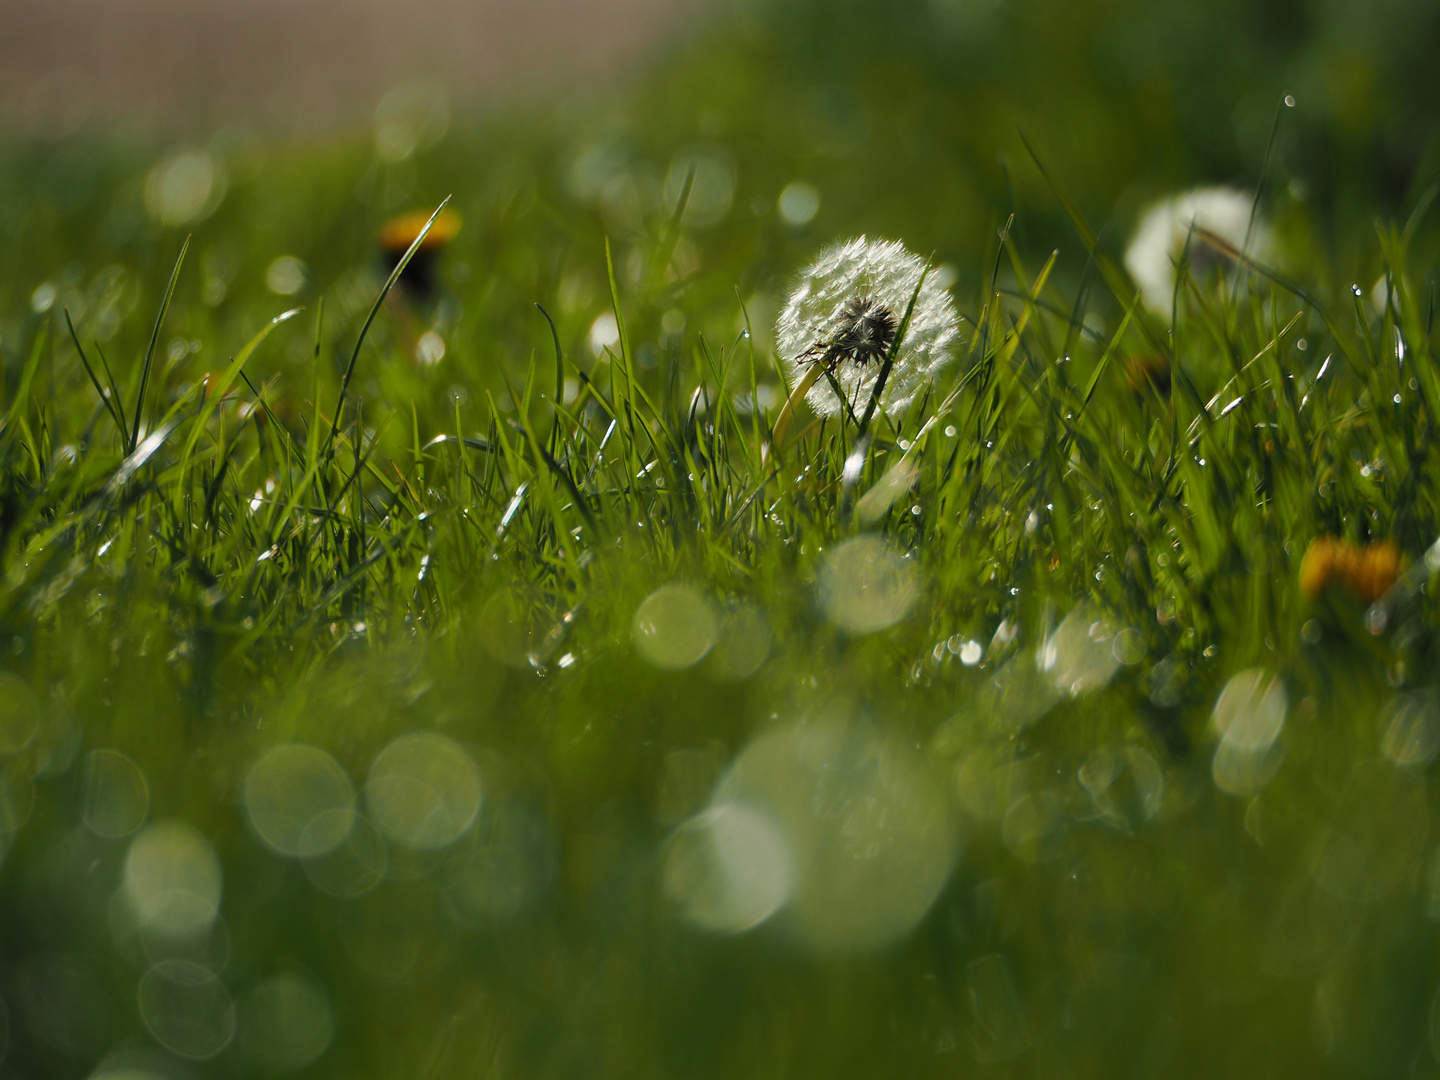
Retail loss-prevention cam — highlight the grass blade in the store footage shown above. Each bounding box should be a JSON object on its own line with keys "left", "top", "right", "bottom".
{"left": 325, "top": 197, "right": 451, "bottom": 459}
{"left": 63, "top": 307, "right": 127, "bottom": 443}
{"left": 131, "top": 235, "right": 191, "bottom": 453}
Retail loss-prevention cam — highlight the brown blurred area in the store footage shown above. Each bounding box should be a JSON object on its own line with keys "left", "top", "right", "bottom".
{"left": 0, "top": 0, "right": 720, "bottom": 136}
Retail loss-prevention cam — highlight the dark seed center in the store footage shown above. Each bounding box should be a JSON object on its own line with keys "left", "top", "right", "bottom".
{"left": 804, "top": 295, "right": 897, "bottom": 370}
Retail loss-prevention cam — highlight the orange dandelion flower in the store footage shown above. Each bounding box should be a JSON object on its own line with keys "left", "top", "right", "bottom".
{"left": 378, "top": 208, "right": 462, "bottom": 253}
{"left": 1299, "top": 537, "right": 1401, "bottom": 603}
{"left": 1124, "top": 354, "right": 1171, "bottom": 397}
{"left": 377, "top": 208, "right": 462, "bottom": 298}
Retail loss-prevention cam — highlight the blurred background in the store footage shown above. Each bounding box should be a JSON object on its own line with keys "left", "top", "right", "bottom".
{"left": 3, "top": 0, "right": 1439, "bottom": 281}
{"left": 0, "top": 0, "right": 725, "bottom": 134}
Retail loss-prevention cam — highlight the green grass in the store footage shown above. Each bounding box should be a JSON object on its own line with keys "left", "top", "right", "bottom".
{"left": 3, "top": 0, "right": 1440, "bottom": 1075}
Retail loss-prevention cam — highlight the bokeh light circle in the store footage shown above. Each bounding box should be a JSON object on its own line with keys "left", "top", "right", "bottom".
{"left": 632, "top": 584, "right": 718, "bottom": 670}
{"left": 136, "top": 960, "right": 235, "bottom": 1060}
{"left": 240, "top": 973, "right": 333, "bottom": 1071}
{"left": 1311, "top": 757, "right": 1426, "bottom": 903}
{"left": 1381, "top": 690, "right": 1440, "bottom": 767}
{"left": 243, "top": 743, "right": 356, "bottom": 858}
{"left": 1040, "top": 604, "right": 1120, "bottom": 695}
{"left": 712, "top": 716, "right": 959, "bottom": 950}
{"left": 0, "top": 673, "right": 40, "bottom": 754}
{"left": 302, "top": 813, "right": 388, "bottom": 898}
{"left": 1211, "top": 668, "right": 1288, "bottom": 797}
{"left": 80, "top": 750, "right": 149, "bottom": 838}
{"left": 365, "top": 733, "right": 481, "bottom": 851}
{"left": 122, "top": 821, "right": 223, "bottom": 939}
{"left": 664, "top": 802, "right": 793, "bottom": 934}
{"left": 708, "top": 604, "right": 772, "bottom": 680}
{"left": 143, "top": 150, "right": 225, "bottom": 226}
{"left": 818, "top": 536, "right": 918, "bottom": 634}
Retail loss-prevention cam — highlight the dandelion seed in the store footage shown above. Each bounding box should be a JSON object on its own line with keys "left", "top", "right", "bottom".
{"left": 1124, "top": 187, "right": 1271, "bottom": 314}
{"left": 771, "top": 237, "right": 959, "bottom": 445}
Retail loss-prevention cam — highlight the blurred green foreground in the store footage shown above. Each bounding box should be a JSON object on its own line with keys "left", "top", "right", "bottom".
{"left": 2, "top": 0, "right": 1440, "bottom": 1076}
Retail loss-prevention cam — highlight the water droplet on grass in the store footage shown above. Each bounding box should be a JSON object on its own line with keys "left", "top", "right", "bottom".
{"left": 1111, "top": 627, "right": 1146, "bottom": 665}
{"left": 415, "top": 330, "right": 446, "bottom": 365}
{"left": 588, "top": 312, "right": 619, "bottom": 357}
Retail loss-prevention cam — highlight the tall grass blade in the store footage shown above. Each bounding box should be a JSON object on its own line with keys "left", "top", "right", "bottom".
{"left": 326, "top": 197, "right": 451, "bottom": 458}
{"left": 131, "top": 236, "right": 190, "bottom": 453}
{"left": 858, "top": 257, "right": 933, "bottom": 438}
{"left": 63, "top": 307, "right": 127, "bottom": 443}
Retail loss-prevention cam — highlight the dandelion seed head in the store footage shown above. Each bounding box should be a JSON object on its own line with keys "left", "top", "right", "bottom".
{"left": 776, "top": 237, "right": 959, "bottom": 419}
{"left": 1124, "top": 187, "right": 1271, "bottom": 314}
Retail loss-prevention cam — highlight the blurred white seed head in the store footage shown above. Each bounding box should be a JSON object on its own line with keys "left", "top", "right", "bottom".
{"left": 1124, "top": 187, "right": 1270, "bottom": 314}
{"left": 775, "top": 237, "right": 959, "bottom": 419}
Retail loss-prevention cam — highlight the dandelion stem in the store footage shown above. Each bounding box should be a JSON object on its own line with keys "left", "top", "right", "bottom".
{"left": 771, "top": 363, "right": 825, "bottom": 450}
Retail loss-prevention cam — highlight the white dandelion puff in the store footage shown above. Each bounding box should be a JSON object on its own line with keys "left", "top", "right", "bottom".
{"left": 1124, "top": 187, "right": 1271, "bottom": 315}
{"left": 772, "top": 237, "right": 959, "bottom": 442}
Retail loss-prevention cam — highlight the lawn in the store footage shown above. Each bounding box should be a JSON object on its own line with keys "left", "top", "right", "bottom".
{"left": 2, "top": 0, "right": 1440, "bottom": 1076}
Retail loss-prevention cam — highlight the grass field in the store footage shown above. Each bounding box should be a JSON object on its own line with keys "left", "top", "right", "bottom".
{"left": 2, "top": 0, "right": 1440, "bottom": 1076}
